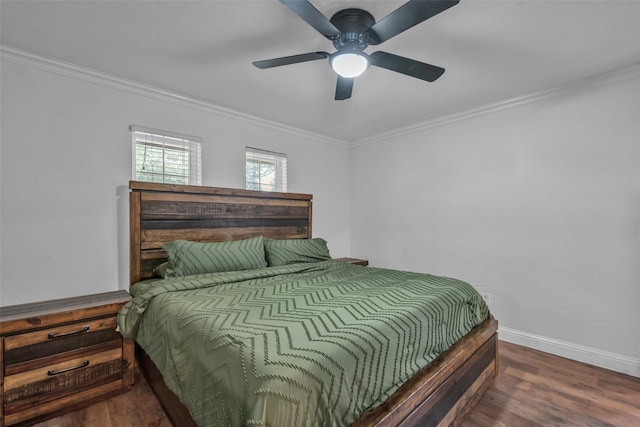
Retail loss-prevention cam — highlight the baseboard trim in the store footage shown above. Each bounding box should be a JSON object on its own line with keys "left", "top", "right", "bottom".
{"left": 498, "top": 326, "right": 640, "bottom": 378}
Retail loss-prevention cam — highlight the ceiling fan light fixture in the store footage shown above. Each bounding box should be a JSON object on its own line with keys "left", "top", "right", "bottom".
{"left": 330, "top": 51, "right": 369, "bottom": 78}
{"left": 254, "top": 1, "right": 460, "bottom": 99}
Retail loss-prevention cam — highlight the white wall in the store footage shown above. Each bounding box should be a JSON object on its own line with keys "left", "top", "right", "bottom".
{"left": 2, "top": 49, "right": 638, "bottom": 377}
{"left": 0, "top": 53, "right": 351, "bottom": 306}
{"left": 350, "top": 67, "right": 640, "bottom": 376}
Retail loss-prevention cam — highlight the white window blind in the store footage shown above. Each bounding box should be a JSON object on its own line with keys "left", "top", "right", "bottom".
{"left": 131, "top": 125, "right": 202, "bottom": 185}
{"left": 245, "top": 147, "right": 287, "bottom": 192}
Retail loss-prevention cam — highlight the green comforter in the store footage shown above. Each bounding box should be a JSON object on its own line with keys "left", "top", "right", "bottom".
{"left": 118, "top": 260, "right": 489, "bottom": 427}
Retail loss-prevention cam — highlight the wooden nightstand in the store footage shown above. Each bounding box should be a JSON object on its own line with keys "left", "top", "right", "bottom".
{"left": 334, "top": 257, "right": 369, "bottom": 266}
{"left": 0, "top": 290, "right": 134, "bottom": 426}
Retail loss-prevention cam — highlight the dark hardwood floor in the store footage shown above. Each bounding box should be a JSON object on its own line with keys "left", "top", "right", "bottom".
{"left": 461, "top": 342, "right": 640, "bottom": 427}
{"left": 31, "top": 341, "right": 639, "bottom": 427}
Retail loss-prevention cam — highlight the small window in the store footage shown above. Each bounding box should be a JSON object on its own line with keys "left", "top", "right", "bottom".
{"left": 131, "top": 125, "right": 202, "bottom": 185}
{"left": 245, "top": 147, "right": 287, "bottom": 192}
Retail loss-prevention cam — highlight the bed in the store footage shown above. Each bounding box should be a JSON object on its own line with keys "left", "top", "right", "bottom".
{"left": 120, "top": 181, "right": 498, "bottom": 427}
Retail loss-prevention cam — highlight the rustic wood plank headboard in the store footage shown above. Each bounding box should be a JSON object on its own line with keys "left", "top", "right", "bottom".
{"left": 129, "top": 181, "right": 313, "bottom": 284}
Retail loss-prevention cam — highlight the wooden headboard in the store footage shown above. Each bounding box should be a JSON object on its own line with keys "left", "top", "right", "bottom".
{"left": 129, "top": 181, "right": 313, "bottom": 284}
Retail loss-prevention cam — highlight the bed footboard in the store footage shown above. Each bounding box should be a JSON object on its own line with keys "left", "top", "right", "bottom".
{"left": 352, "top": 317, "right": 498, "bottom": 427}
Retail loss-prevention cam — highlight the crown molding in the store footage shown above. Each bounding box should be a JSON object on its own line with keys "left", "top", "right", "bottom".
{"left": 352, "top": 61, "right": 640, "bottom": 148}
{"left": 0, "top": 45, "right": 348, "bottom": 147}
{"left": 4, "top": 45, "right": 639, "bottom": 149}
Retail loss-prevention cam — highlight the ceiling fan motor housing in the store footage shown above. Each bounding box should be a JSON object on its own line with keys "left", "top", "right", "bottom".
{"left": 330, "top": 9, "right": 374, "bottom": 51}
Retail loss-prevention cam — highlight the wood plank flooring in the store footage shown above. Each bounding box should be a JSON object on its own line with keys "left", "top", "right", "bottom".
{"left": 30, "top": 341, "right": 639, "bottom": 427}
{"left": 461, "top": 342, "right": 640, "bottom": 427}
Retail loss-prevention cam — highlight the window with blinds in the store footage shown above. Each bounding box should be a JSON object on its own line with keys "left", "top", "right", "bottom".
{"left": 245, "top": 147, "right": 287, "bottom": 192}
{"left": 131, "top": 125, "right": 202, "bottom": 185}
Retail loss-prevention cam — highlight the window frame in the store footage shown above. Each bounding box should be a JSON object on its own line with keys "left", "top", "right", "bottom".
{"left": 131, "top": 125, "right": 202, "bottom": 185}
{"left": 245, "top": 147, "right": 287, "bottom": 192}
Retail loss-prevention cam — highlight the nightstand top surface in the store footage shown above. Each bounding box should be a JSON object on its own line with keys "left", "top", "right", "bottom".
{"left": 0, "top": 290, "right": 131, "bottom": 334}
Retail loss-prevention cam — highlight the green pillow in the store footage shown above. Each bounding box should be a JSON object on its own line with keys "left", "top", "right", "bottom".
{"left": 153, "top": 262, "right": 169, "bottom": 278}
{"left": 164, "top": 236, "right": 267, "bottom": 277}
{"left": 264, "top": 238, "right": 331, "bottom": 267}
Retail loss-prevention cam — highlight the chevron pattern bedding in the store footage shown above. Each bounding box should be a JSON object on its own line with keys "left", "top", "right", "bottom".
{"left": 118, "top": 260, "right": 489, "bottom": 427}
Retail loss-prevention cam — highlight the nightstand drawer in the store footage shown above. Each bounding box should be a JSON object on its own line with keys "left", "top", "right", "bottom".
{"left": 4, "top": 317, "right": 120, "bottom": 365}
{"left": 4, "top": 346, "right": 124, "bottom": 411}
{"left": 3, "top": 381, "right": 125, "bottom": 426}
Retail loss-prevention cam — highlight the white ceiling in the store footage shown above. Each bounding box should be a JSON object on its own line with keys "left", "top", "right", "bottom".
{"left": 2, "top": 0, "right": 640, "bottom": 142}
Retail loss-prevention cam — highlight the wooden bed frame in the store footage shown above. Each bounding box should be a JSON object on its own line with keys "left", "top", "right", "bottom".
{"left": 129, "top": 181, "right": 498, "bottom": 427}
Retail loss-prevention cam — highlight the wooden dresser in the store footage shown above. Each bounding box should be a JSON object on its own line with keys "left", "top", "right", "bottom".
{"left": 0, "top": 290, "right": 134, "bottom": 426}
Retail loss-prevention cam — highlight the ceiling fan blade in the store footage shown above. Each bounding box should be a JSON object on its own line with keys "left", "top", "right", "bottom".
{"left": 253, "top": 51, "right": 329, "bottom": 69}
{"left": 370, "top": 51, "right": 445, "bottom": 82}
{"left": 335, "top": 76, "right": 354, "bottom": 100}
{"left": 365, "top": 0, "right": 459, "bottom": 45}
{"left": 279, "top": 0, "right": 341, "bottom": 39}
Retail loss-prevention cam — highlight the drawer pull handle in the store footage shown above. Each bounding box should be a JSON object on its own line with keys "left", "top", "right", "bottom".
{"left": 48, "top": 325, "right": 90, "bottom": 339}
{"left": 47, "top": 360, "right": 90, "bottom": 376}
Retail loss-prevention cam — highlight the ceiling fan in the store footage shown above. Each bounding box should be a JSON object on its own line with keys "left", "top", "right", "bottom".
{"left": 253, "top": 0, "right": 460, "bottom": 100}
